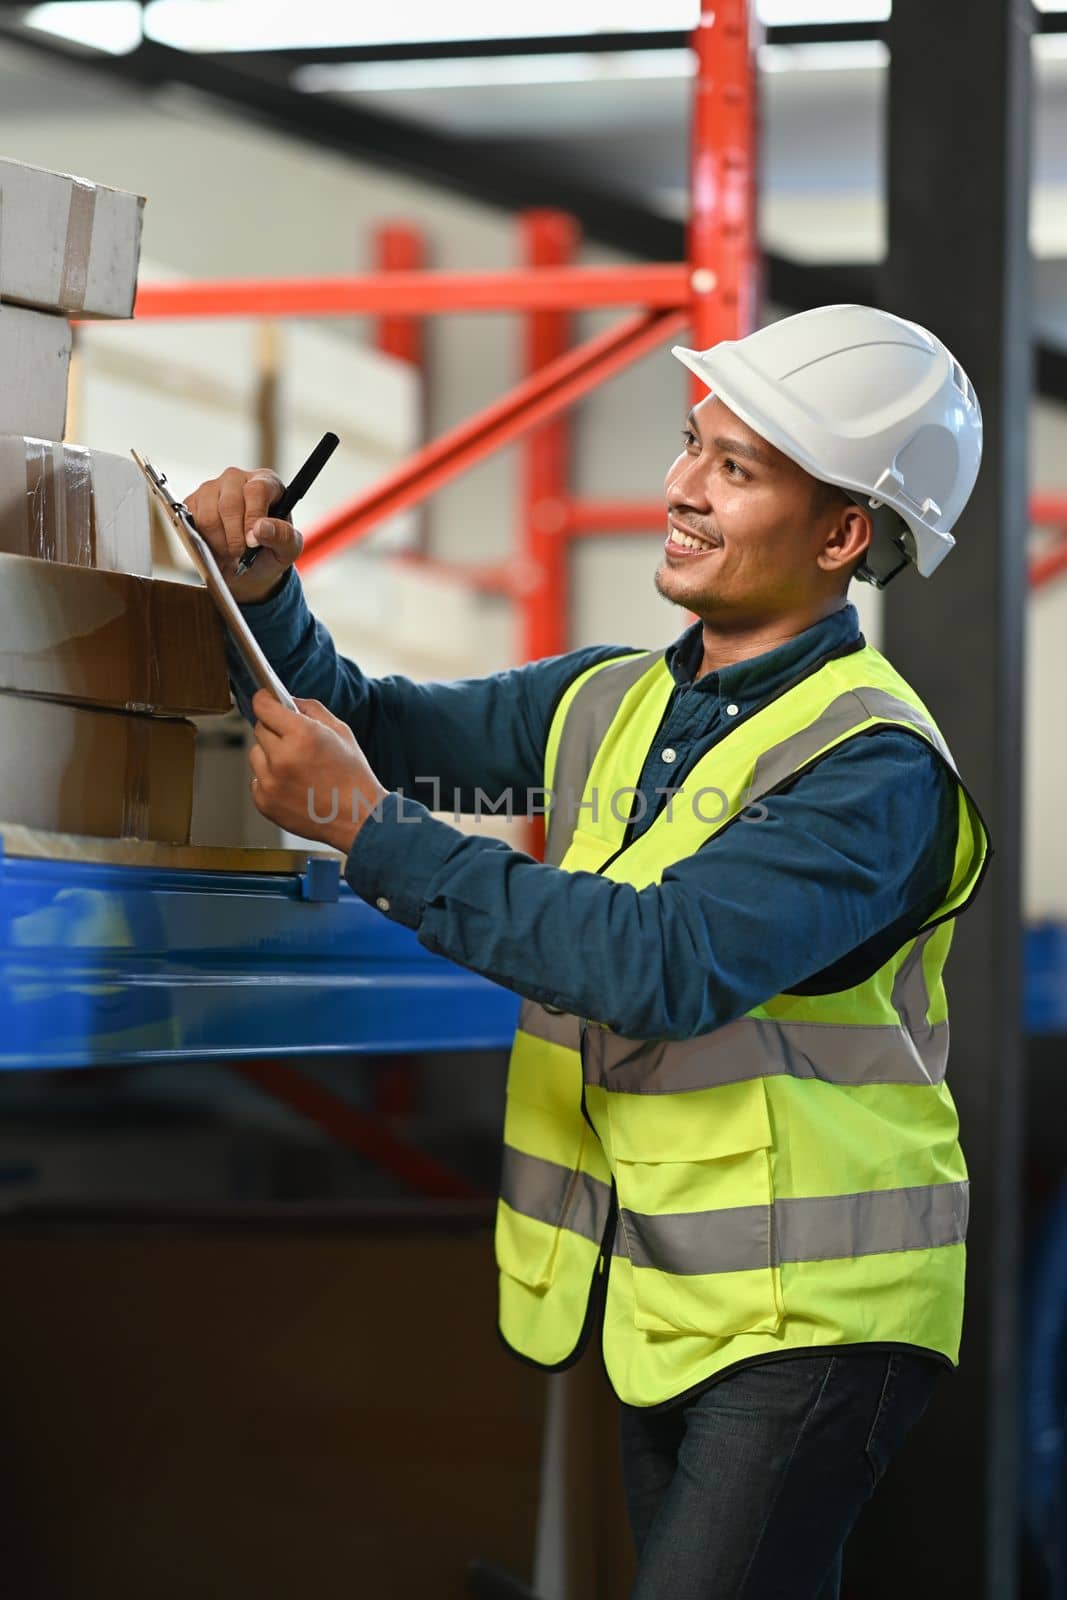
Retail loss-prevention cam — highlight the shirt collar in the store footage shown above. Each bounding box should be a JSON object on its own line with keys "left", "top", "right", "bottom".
{"left": 664, "top": 604, "right": 863, "bottom": 712}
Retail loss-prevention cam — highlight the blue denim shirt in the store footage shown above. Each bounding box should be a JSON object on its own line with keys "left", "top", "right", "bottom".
{"left": 228, "top": 569, "right": 957, "bottom": 1041}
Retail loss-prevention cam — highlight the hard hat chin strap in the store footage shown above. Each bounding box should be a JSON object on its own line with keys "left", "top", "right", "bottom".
{"left": 857, "top": 549, "right": 910, "bottom": 590}
{"left": 856, "top": 508, "right": 914, "bottom": 589}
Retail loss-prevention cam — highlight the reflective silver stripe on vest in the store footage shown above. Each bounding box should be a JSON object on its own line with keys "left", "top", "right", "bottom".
{"left": 529, "top": 930, "right": 946, "bottom": 1091}
{"left": 500, "top": 1144, "right": 611, "bottom": 1247}
{"left": 621, "top": 1198, "right": 770, "bottom": 1274}
{"left": 586, "top": 924, "right": 946, "bottom": 1092}
{"left": 545, "top": 651, "right": 660, "bottom": 868}
{"left": 889, "top": 927, "right": 945, "bottom": 1084}
{"left": 517, "top": 998, "right": 582, "bottom": 1052}
{"left": 749, "top": 687, "right": 955, "bottom": 804}
{"left": 584, "top": 1017, "right": 947, "bottom": 1095}
{"left": 619, "top": 1181, "right": 969, "bottom": 1276}
{"left": 775, "top": 1179, "right": 969, "bottom": 1264}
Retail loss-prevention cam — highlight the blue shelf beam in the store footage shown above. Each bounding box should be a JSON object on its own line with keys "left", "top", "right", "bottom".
{"left": 0, "top": 848, "right": 519, "bottom": 1069}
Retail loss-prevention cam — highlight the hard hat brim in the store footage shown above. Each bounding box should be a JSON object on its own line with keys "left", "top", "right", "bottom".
{"left": 672, "top": 343, "right": 836, "bottom": 486}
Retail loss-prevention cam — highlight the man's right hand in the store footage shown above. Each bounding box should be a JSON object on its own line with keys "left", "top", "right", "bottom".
{"left": 185, "top": 467, "right": 304, "bottom": 603}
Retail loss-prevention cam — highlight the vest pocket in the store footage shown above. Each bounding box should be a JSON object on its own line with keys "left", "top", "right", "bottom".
{"left": 606, "top": 1078, "right": 784, "bottom": 1337}
{"left": 495, "top": 1097, "right": 585, "bottom": 1292}
{"left": 495, "top": 1187, "right": 559, "bottom": 1292}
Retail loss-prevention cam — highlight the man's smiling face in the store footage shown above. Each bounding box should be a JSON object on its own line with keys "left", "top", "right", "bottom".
{"left": 656, "top": 393, "right": 859, "bottom": 628}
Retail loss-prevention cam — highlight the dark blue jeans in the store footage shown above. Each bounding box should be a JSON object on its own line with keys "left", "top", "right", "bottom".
{"left": 620, "top": 1350, "right": 942, "bottom": 1600}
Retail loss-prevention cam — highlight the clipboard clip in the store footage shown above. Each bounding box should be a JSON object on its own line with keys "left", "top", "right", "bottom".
{"left": 130, "top": 448, "right": 299, "bottom": 715}
{"left": 131, "top": 450, "right": 196, "bottom": 535}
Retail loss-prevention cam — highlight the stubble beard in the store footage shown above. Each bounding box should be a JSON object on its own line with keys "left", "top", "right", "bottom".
{"left": 655, "top": 559, "right": 712, "bottom": 611}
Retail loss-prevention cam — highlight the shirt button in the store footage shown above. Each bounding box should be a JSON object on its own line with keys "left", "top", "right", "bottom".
{"left": 375, "top": 896, "right": 391, "bottom": 913}
{"left": 726, "top": 703, "right": 739, "bottom": 716}
{"left": 661, "top": 748, "right": 677, "bottom": 764}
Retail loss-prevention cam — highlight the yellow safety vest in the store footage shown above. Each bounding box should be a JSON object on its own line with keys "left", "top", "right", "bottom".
{"left": 495, "top": 638, "right": 990, "bottom": 1408}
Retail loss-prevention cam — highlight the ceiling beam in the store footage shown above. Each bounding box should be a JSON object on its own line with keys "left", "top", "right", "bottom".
{"left": 1, "top": 18, "right": 1066, "bottom": 405}
{"left": 193, "top": 24, "right": 889, "bottom": 73}
{"left": 0, "top": 27, "right": 686, "bottom": 258}
{"left": 211, "top": 32, "right": 693, "bottom": 72}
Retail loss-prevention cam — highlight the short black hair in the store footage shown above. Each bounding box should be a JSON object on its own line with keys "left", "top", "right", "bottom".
{"left": 810, "top": 479, "right": 854, "bottom": 519}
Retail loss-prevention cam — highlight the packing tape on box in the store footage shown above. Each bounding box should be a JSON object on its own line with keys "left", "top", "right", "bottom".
{"left": 121, "top": 713, "right": 152, "bottom": 839}
{"left": 57, "top": 178, "right": 97, "bottom": 316}
{"left": 137, "top": 577, "right": 162, "bottom": 711}
{"left": 22, "top": 438, "right": 95, "bottom": 565}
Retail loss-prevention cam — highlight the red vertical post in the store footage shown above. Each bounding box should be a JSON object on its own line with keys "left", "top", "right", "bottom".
{"left": 373, "top": 223, "right": 426, "bottom": 366}
{"left": 687, "top": 0, "right": 757, "bottom": 402}
{"left": 520, "top": 210, "right": 577, "bottom": 859}
{"left": 374, "top": 223, "right": 431, "bottom": 555}
{"left": 520, "top": 210, "right": 579, "bottom": 663}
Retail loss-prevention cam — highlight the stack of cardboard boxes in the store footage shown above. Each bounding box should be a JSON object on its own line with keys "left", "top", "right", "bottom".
{"left": 0, "top": 158, "right": 231, "bottom": 842}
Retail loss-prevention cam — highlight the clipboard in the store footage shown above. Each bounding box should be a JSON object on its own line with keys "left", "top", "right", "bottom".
{"left": 131, "top": 450, "right": 299, "bottom": 715}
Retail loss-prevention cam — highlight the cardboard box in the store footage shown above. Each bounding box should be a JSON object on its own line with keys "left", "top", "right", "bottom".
{"left": 0, "top": 436, "right": 152, "bottom": 574}
{"left": 0, "top": 158, "right": 144, "bottom": 319}
{"left": 0, "top": 553, "right": 231, "bottom": 714}
{"left": 0, "top": 305, "right": 70, "bottom": 439}
{"left": 0, "top": 692, "right": 196, "bottom": 842}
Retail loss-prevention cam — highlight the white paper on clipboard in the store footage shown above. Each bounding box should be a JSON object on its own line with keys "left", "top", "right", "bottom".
{"left": 131, "top": 450, "right": 299, "bottom": 714}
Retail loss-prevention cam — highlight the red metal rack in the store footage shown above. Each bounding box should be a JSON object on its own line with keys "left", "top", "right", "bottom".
{"left": 128, "top": 0, "right": 757, "bottom": 662}
{"left": 125, "top": 0, "right": 1067, "bottom": 629}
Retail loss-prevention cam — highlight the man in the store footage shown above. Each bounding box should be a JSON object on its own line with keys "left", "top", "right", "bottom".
{"left": 189, "top": 304, "right": 988, "bottom": 1599}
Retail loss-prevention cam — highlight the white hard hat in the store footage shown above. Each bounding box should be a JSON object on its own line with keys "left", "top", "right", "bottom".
{"left": 672, "top": 304, "right": 983, "bottom": 583}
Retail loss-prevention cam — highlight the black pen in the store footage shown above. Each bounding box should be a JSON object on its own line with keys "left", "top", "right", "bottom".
{"left": 234, "top": 430, "right": 340, "bottom": 576}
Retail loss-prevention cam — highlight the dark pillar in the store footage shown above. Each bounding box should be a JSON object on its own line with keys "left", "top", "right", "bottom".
{"left": 849, "top": 3, "right": 1033, "bottom": 1597}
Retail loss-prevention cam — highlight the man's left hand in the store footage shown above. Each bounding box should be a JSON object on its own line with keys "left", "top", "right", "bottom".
{"left": 249, "top": 690, "right": 388, "bottom": 855}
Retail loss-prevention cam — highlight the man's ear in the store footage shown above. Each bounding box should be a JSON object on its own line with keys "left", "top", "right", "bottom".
{"left": 819, "top": 503, "right": 873, "bottom": 580}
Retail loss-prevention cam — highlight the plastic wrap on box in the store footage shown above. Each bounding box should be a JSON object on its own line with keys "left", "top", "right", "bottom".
{"left": 19, "top": 437, "right": 92, "bottom": 564}
{"left": 0, "top": 693, "right": 196, "bottom": 843}
{"left": 0, "top": 159, "right": 144, "bottom": 319}
{"left": 0, "top": 552, "right": 231, "bottom": 715}
{"left": 0, "top": 437, "right": 152, "bottom": 575}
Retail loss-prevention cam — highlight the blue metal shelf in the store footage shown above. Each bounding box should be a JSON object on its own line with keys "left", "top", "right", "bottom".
{"left": 1025, "top": 922, "right": 1067, "bottom": 1034}
{"left": 0, "top": 840, "right": 519, "bottom": 1069}
{"left": 14, "top": 838, "right": 1064, "bottom": 1069}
